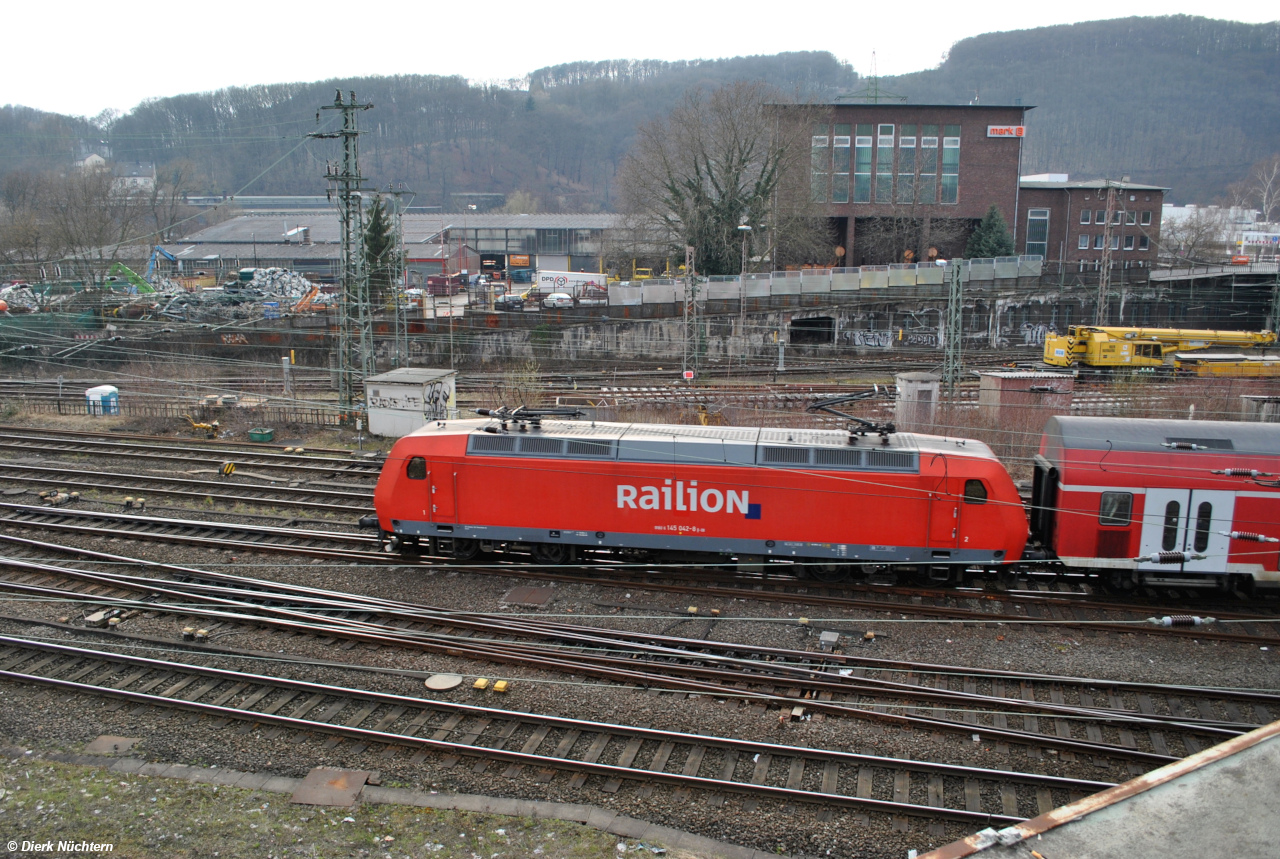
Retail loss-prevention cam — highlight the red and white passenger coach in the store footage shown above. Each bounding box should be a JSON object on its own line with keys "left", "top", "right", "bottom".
{"left": 1030, "top": 416, "right": 1280, "bottom": 589}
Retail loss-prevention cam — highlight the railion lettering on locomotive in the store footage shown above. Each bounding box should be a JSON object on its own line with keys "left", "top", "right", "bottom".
{"left": 617, "top": 480, "right": 751, "bottom": 515}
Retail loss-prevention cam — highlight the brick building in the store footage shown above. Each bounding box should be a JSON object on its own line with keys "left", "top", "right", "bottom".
{"left": 1018, "top": 177, "right": 1165, "bottom": 268}
{"left": 798, "top": 103, "right": 1032, "bottom": 265}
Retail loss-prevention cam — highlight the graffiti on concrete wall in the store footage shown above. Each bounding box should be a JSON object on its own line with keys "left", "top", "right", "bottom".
{"left": 1021, "top": 323, "right": 1049, "bottom": 346}
{"left": 903, "top": 331, "right": 939, "bottom": 348}
{"left": 846, "top": 330, "right": 894, "bottom": 348}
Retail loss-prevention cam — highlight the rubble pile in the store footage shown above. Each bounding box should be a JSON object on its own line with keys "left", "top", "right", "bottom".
{"left": 243, "top": 268, "right": 316, "bottom": 298}
{"left": 0, "top": 284, "right": 39, "bottom": 311}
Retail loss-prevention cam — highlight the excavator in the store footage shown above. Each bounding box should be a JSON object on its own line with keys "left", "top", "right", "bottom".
{"left": 103, "top": 262, "right": 155, "bottom": 294}
{"left": 183, "top": 415, "right": 220, "bottom": 439}
{"left": 1043, "top": 326, "right": 1278, "bottom": 375}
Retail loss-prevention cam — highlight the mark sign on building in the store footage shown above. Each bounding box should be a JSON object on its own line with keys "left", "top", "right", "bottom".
{"left": 987, "top": 126, "right": 1026, "bottom": 138}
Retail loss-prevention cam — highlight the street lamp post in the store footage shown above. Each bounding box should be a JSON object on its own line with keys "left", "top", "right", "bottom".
{"left": 738, "top": 224, "right": 753, "bottom": 275}
{"left": 737, "top": 225, "right": 752, "bottom": 371}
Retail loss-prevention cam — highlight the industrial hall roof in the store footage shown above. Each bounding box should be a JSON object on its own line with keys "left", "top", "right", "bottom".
{"left": 1019, "top": 178, "right": 1168, "bottom": 191}
{"left": 178, "top": 212, "right": 621, "bottom": 245}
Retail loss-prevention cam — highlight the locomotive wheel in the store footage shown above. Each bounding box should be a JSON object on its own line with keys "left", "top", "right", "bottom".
{"left": 807, "top": 563, "right": 851, "bottom": 583}
{"left": 1100, "top": 571, "right": 1138, "bottom": 594}
{"left": 451, "top": 538, "right": 480, "bottom": 562}
{"left": 531, "top": 542, "right": 571, "bottom": 565}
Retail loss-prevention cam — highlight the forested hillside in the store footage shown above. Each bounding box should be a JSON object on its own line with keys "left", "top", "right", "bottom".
{"left": 1, "top": 16, "right": 1275, "bottom": 208}
{"left": 888, "top": 15, "right": 1280, "bottom": 203}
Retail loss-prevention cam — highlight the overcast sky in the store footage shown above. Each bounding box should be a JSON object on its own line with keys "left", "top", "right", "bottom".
{"left": 8, "top": 3, "right": 1276, "bottom": 118}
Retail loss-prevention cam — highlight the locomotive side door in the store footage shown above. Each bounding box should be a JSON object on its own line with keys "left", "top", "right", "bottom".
{"left": 1138, "top": 489, "right": 1235, "bottom": 572}
{"left": 928, "top": 478, "right": 961, "bottom": 549}
{"left": 428, "top": 463, "right": 457, "bottom": 523}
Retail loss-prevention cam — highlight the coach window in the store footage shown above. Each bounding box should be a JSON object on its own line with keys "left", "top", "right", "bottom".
{"left": 406, "top": 456, "right": 427, "bottom": 480}
{"left": 1194, "top": 501, "right": 1213, "bottom": 552}
{"left": 963, "top": 479, "right": 988, "bottom": 504}
{"left": 1161, "top": 500, "right": 1182, "bottom": 550}
{"left": 1099, "top": 491, "right": 1132, "bottom": 525}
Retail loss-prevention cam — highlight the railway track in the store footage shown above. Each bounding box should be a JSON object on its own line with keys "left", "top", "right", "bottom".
{"left": 0, "top": 461, "right": 373, "bottom": 514}
{"left": 0, "top": 633, "right": 1114, "bottom": 825}
{"left": 0, "top": 538, "right": 1273, "bottom": 769}
{"left": 1, "top": 500, "right": 1277, "bottom": 648}
{"left": 0, "top": 502, "right": 382, "bottom": 559}
{"left": 0, "top": 427, "right": 383, "bottom": 478}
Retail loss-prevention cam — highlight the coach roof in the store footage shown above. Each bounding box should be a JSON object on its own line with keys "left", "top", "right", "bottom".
{"left": 1044, "top": 416, "right": 1280, "bottom": 456}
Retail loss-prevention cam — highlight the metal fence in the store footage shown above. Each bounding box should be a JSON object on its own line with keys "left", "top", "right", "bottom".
{"left": 9, "top": 396, "right": 344, "bottom": 426}
{"left": 607, "top": 256, "right": 1044, "bottom": 306}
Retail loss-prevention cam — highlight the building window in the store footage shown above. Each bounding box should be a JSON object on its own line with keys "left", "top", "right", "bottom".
{"left": 1080, "top": 210, "right": 1091, "bottom": 225}
{"left": 1126, "top": 211, "right": 1137, "bottom": 225}
{"left": 1026, "top": 209, "right": 1049, "bottom": 258}
{"left": 1110, "top": 235, "right": 1120, "bottom": 250}
{"left": 1139, "top": 236, "right": 1150, "bottom": 251}
{"left": 810, "top": 123, "right": 829, "bottom": 203}
{"left": 1140, "top": 210, "right": 1152, "bottom": 226}
{"left": 855, "top": 124, "right": 875, "bottom": 203}
{"left": 1079, "top": 234, "right": 1091, "bottom": 250}
{"left": 1123, "top": 235, "right": 1135, "bottom": 251}
{"left": 1111, "top": 210, "right": 1123, "bottom": 225}
{"left": 1095, "top": 209, "right": 1106, "bottom": 223}
{"left": 941, "top": 126, "right": 959, "bottom": 204}
{"left": 876, "top": 124, "right": 894, "bottom": 203}
{"left": 831, "top": 123, "right": 850, "bottom": 203}
{"left": 1094, "top": 235, "right": 1105, "bottom": 250}
{"left": 918, "top": 124, "right": 938, "bottom": 203}
{"left": 898, "top": 125, "right": 916, "bottom": 203}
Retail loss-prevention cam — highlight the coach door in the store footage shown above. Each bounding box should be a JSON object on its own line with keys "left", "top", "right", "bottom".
{"left": 1138, "top": 489, "right": 1235, "bottom": 573}
{"left": 428, "top": 463, "right": 457, "bottom": 523}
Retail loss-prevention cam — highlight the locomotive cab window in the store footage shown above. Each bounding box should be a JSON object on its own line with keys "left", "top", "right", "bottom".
{"left": 963, "top": 479, "right": 988, "bottom": 504}
{"left": 406, "top": 456, "right": 427, "bottom": 480}
{"left": 1099, "top": 492, "right": 1132, "bottom": 526}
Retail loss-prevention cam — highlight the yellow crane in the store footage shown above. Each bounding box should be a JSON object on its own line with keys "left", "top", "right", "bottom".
{"left": 1043, "top": 326, "right": 1277, "bottom": 371}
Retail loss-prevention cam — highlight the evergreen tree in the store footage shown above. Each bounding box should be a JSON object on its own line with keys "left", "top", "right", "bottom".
{"left": 964, "top": 204, "right": 1015, "bottom": 259}
{"left": 364, "top": 195, "right": 397, "bottom": 307}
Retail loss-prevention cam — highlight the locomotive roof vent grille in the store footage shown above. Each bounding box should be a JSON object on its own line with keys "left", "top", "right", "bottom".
{"left": 867, "top": 449, "right": 917, "bottom": 469}
{"left": 1164, "top": 437, "right": 1233, "bottom": 450}
{"left": 566, "top": 439, "right": 613, "bottom": 457}
{"left": 815, "top": 448, "right": 864, "bottom": 467}
{"left": 519, "top": 436, "right": 565, "bottom": 455}
{"left": 762, "top": 446, "right": 812, "bottom": 465}
{"left": 469, "top": 435, "right": 517, "bottom": 453}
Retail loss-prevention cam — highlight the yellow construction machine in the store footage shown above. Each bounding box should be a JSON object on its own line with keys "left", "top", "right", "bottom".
{"left": 183, "top": 415, "right": 220, "bottom": 439}
{"left": 1043, "top": 326, "right": 1277, "bottom": 373}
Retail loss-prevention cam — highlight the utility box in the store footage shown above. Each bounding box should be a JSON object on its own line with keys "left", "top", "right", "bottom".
{"left": 85, "top": 385, "right": 119, "bottom": 416}
{"left": 363, "top": 368, "right": 458, "bottom": 438}
{"left": 895, "top": 372, "right": 939, "bottom": 430}
{"left": 977, "top": 371, "right": 1074, "bottom": 422}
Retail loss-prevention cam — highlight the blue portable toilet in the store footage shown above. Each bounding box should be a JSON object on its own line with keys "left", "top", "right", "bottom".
{"left": 85, "top": 385, "right": 119, "bottom": 415}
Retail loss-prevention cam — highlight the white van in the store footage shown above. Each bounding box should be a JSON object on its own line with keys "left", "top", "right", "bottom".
{"left": 542, "top": 292, "right": 574, "bottom": 309}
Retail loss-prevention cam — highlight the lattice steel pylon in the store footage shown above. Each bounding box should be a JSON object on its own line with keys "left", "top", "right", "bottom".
{"left": 310, "top": 90, "right": 374, "bottom": 422}
{"left": 942, "top": 259, "right": 964, "bottom": 394}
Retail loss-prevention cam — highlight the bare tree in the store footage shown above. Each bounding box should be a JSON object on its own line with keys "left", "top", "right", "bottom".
{"left": 1237, "top": 154, "right": 1280, "bottom": 225}
{"left": 147, "top": 160, "right": 204, "bottom": 242}
{"left": 0, "top": 170, "right": 62, "bottom": 280}
{"left": 1160, "top": 206, "right": 1230, "bottom": 263}
{"left": 853, "top": 208, "right": 971, "bottom": 266}
{"left": 615, "top": 81, "right": 829, "bottom": 276}
{"left": 44, "top": 168, "right": 144, "bottom": 282}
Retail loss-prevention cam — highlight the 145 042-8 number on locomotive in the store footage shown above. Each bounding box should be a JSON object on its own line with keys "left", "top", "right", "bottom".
{"left": 370, "top": 410, "right": 1280, "bottom": 591}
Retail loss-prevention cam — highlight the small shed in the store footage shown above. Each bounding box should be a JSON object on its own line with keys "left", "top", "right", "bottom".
{"left": 85, "top": 385, "right": 120, "bottom": 416}
{"left": 977, "top": 370, "right": 1074, "bottom": 422}
{"left": 363, "top": 369, "right": 457, "bottom": 438}
{"left": 895, "top": 372, "right": 940, "bottom": 430}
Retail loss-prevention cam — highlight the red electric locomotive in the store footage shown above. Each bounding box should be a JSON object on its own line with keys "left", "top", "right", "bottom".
{"left": 373, "top": 409, "right": 1028, "bottom": 581}
{"left": 1030, "top": 416, "right": 1280, "bottom": 591}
